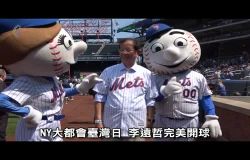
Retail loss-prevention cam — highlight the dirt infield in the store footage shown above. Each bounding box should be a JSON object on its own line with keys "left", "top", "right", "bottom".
{"left": 61, "top": 95, "right": 100, "bottom": 141}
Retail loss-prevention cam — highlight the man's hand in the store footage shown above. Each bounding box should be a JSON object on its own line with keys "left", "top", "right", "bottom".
{"left": 147, "top": 107, "right": 155, "bottom": 128}
{"left": 22, "top": 105, "right": 42, "bottom": 128}
{"left": 76, "top": 73, "right": 103, "bottom": 94}
{"left": 160, "top": 76, "right": 182, "bottom": 96}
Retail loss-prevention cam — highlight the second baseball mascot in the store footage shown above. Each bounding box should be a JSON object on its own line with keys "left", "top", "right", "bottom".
{"left": 143, "top": 23, "right": 222, "bottom": 141}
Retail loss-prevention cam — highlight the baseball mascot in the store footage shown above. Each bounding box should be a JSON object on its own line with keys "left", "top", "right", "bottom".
{"left": 0, "top": 19, "right": 102, "bottom": 141}
{"left": 143, "top": 23, "right": 222, "bottom": 141}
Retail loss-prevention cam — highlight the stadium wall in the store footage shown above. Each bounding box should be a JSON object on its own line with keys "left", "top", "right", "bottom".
{"left": 213, "top": 96, "right": 250, "bottom": 141}
{"left": 223, "top": 80, "right": 250, "bottom": 96}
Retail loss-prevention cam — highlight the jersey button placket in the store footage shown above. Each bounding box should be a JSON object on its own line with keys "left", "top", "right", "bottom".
{"left": 120, "top": 69, "right": 127, "bottom": 133}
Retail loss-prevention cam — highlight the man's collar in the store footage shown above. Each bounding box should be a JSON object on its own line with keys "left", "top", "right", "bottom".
{"left": 120, "top": 63, "right": 138, "bottom": 72}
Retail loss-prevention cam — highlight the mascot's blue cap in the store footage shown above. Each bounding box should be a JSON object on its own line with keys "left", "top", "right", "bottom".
{"left": 0, "top": 19, "right": 61, "bottom": 65}
{"left": 0, "top": 19, "right": 58, "bottom": 34}
{"left": 146, "top": 23, "right": 172, "bottom": 41}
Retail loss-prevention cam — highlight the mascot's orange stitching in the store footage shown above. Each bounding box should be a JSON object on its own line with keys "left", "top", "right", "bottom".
{"left": 187, "top": 34, "right": 200, "bottom": 61}
{"left": 49, "top": 40, "right": 64, "bottom": 75}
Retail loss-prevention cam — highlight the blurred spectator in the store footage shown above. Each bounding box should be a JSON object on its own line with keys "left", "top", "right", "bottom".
{"left": 215, "top": 69, "right": 221, "bottom": 79}
{"left": 216, "top": 79, "right": 227, "bottom": 96}
{"left": 208, "top": 83, "right": 216, "bottom": 94}
{"left": 72, "top": 76, "right": 80, "bottom": 85}
{"left": 80, "top": 74, "right": 84, "bottom": 82}
{"left": 68, "top": 79, "right": 74, "bottom": 101}
{"left": 224, "top": 71, "right": 232, "bottom": 79}
{"left": 244, "top": 63, "right": 250, "bottom": 78}
{"left": 239, "top": 56, "right": 244, "bottom": 64}
{"left": 194, "top": 52, "right": 250, "bottom": 81}
{"left": 233, "top": 91, "right": 241, "bottom": 96}
{"left": 229, "top": 71, "right": 234, "bottom": 79}
{"left": 62, "top": 78, "right": 70, "bottom": 88}
{"left": 0, "top": 69, "right": 8, "bottom": 141}
{"left": 62, "top": 77, "right": 71, "bottom": 104}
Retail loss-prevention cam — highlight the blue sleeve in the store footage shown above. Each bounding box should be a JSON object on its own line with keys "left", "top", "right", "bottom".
{"left": 199, "top": 95, "right": 216, "bottom": 115}
{"left": 64, "top": 88, "right": 79, "bottom": 97}
{"left": 218, "top": 85, "right": 227, "bottom": 96}
{"left": 0, "top": 93, "right": 29, "bottom": 117}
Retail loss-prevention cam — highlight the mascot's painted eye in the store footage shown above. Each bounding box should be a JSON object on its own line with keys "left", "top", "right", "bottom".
{"left": 174, "top": 37, "right": 187, "bottom": 47}
{"left": 151, "top": 43, "right": 164, "bottom": 53}
{"left": 58, "top": 34, "right": 73, "bottom": 50}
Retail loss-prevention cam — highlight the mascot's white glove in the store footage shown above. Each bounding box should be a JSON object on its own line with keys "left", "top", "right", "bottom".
{"left": 202, "top": 115, "right": 222, "bottom": 138}
{"left": 23, "top": 105, "right": 43, "bottom": 128}
{"left": 160, "top": 76, "right": 183, "bottom": 96}
{"left": 76, "top": 73, "right": 103, "bottom": 94}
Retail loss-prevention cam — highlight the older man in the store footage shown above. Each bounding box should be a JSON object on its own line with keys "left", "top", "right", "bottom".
{"left": 93, "top": 39, "right": 158, "bottom": 140}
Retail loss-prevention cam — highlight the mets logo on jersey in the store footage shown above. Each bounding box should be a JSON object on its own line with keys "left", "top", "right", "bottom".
{"left": 51, "top": 83, "right": 64, "bottom": 103}
{"left": 110, "top": 76, "right": 144, "bottom": 91}
{"left": 180, "top": 78, "right": 191, "bottom": 86}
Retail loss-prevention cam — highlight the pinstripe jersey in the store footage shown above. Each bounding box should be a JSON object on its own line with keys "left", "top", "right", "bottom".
{"left": 154, "top": 70, "right": 212, "bottom": 119}
{"left": 93, "top": 63, "right": 158, "bottom": 137}
{"left": 2, "top": 75, "right": 65, "bottom": 141}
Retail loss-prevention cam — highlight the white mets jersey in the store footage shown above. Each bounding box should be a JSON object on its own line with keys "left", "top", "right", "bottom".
{"left": 2, "top": 75, "right": 65, "bottom": 116}
{"left": 154, "top": 70, "right": 212, "bottom": 119}
{"left": 93, "top": 63, "right": 158, "bottom": 137}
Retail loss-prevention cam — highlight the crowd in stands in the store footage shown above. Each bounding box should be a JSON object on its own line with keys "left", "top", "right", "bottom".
{"left": 193, "top": 51, "right": 250, "bottom": 96}
{"left": 58, "top": 74, "right": 85, "bottom": 104}
{"left": 194, "top": 51, "right": 250, "bottom": 82}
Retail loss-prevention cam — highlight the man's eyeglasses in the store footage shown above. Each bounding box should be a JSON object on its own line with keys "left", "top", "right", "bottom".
{"left": 119, "top": 49, "right": 135, "bottom": 53}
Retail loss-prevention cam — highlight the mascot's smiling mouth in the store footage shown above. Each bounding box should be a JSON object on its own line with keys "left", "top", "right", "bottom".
{"left": 155, "top": 57, "right": 188, "bottom": 68}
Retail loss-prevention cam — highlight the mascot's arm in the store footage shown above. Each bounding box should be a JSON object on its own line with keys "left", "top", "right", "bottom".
{"left": 75, "top": 73, "right": 103, "bottom": 94}
{"left": 64, "top": 88, "right": 79, "bottom": 97}
{"left": 199, "top": 95, "right": 216, "bottom": 115}
{"left": 199, "top": 95, "right": 222, "bottom": 138}
{"left": 63, "top": 73, "right": 103, "bottom": 96}
{"left": 0, "top": 93, "right": 42, "bottom": 128}
{"left": 0, "top": 93, "right": 29, "bottom": 116}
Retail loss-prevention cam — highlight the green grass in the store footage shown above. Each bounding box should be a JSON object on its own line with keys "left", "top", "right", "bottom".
{"left": 6, "top": 114, "right": 19, "bottom": 136}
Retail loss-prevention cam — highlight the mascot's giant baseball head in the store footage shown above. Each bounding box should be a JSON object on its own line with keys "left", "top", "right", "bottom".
{"left": 0, "top": 19, "right": 87, "bottom": 76}
{"left": 143, "top": 23, "right": 201, "bottom": 75}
